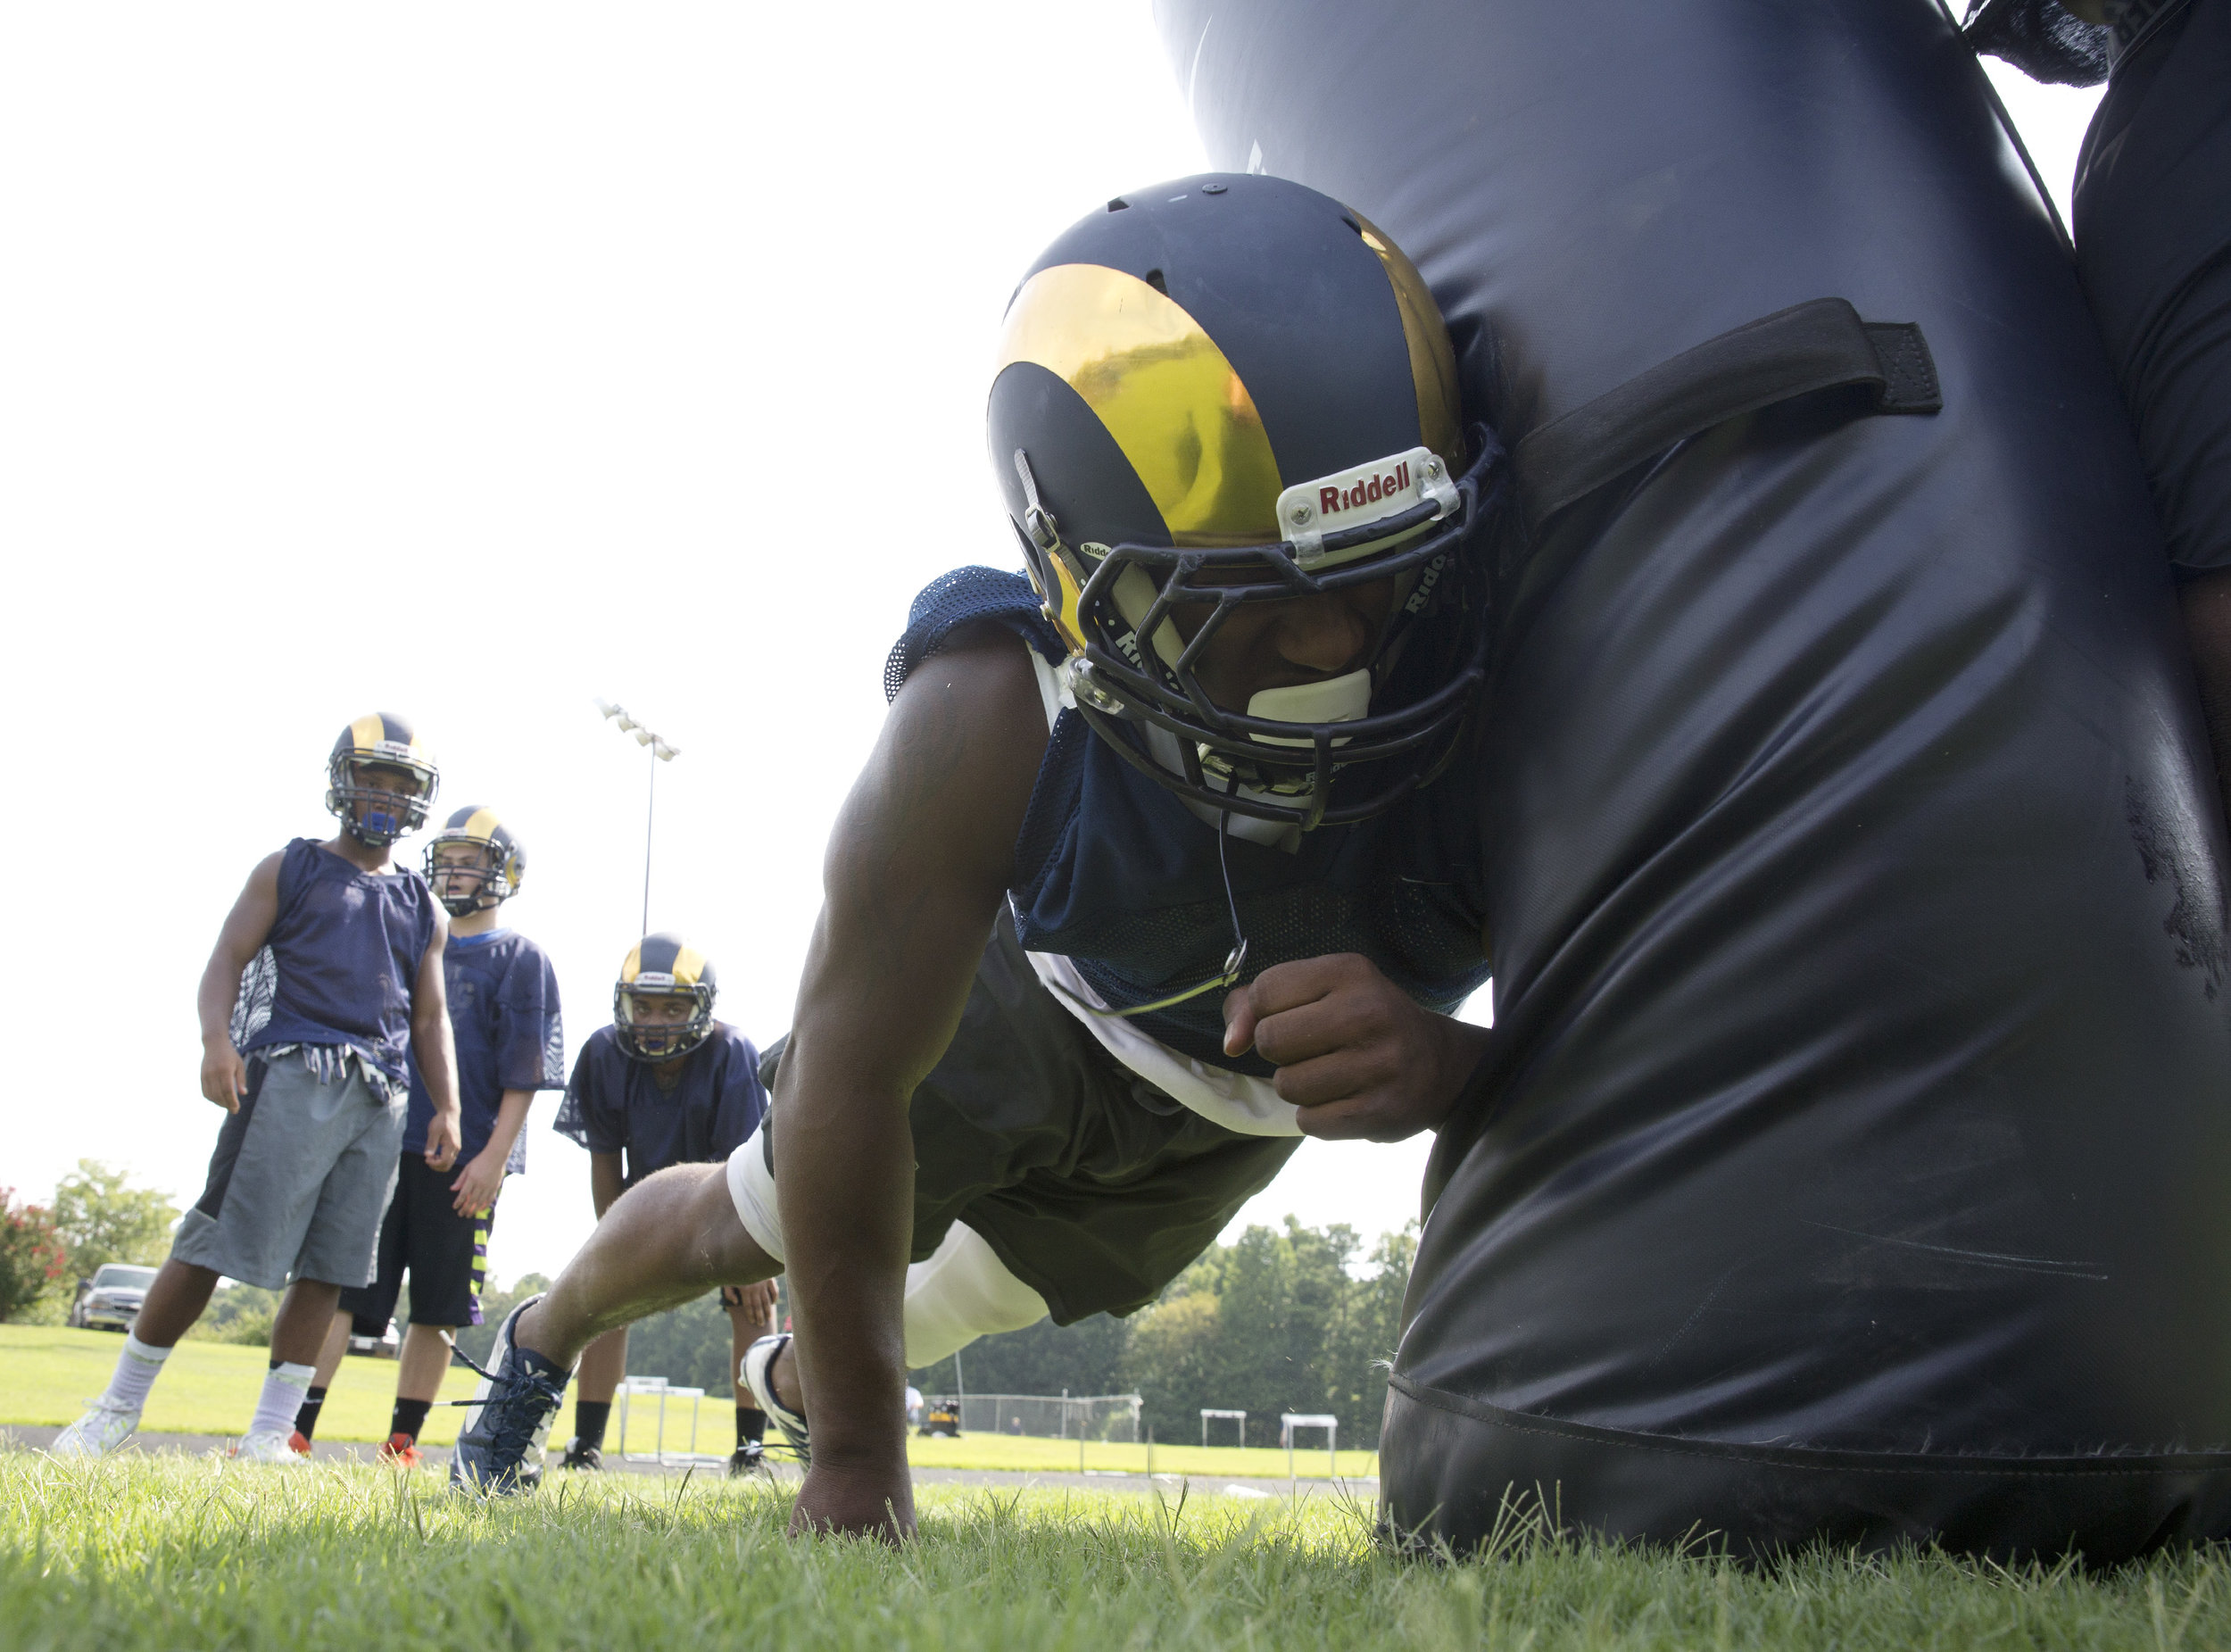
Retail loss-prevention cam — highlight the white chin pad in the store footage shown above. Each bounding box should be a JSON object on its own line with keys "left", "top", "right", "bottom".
{"left": 1245, "top": 668, "right": 1373, "bottom": 747}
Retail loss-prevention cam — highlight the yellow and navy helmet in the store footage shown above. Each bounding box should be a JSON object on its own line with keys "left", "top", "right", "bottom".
{"left": 990, "top": 173, "right": 1501, "bottom": 830}
{"left": 423, "top": 804, "right": 527, "bottom": 917}
{"left": 613, "top": 933, "right": 717, "bottom": 1063}
{"left": 325, "top": 714, "right": 439, "bottom": 848}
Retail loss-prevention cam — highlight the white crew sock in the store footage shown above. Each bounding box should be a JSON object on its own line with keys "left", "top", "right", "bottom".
{"left": 249, "top": 1362, "right": 316, "bottom": 1440}
{"left": 99, "top": 1333, "right": 172, "bottom": 1413}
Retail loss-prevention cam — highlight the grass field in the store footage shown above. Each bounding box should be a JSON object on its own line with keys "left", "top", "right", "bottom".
{"left": 0, "top": 1327, "right": 1374, "bottom": 1477}
{"left": 4, "top": 1449, "right": 2226, "bottom": 1650}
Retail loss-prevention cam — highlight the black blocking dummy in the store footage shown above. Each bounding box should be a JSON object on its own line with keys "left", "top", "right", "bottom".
{"left": 1159, "top": 0, "right": 2231, "bottom": 1560}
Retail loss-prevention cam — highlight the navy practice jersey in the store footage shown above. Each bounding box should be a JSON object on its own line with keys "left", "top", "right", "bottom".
{"left": 552, "top": 1023, "right": 767, "bottom": 1186}
{"left": 402, "top": 929, "right": 565, "bottom": 1171}
{"left": 886, "top": 568, "right": 1492, "bottom": 1077}
{"left": 237, "top": 838, "right": 441, "bottom": 1090}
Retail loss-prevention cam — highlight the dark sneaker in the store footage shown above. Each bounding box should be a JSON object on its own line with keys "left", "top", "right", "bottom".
{"left": 742, "top": 1333, "right": 809, "bottom": 1465}
{"left": 448, "top": 1294, "right": 568, "bottom": 1495}
{"left": 560, "top": 1438, "right": 603, "bottom": 1471}
{"left": 727, "top": 1440, "right": 767, "bottom": 1478}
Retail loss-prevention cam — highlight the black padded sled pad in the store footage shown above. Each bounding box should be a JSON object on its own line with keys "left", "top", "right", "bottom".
{"left": 1159, "top": 0, "right": 2231, "bottom": 1561}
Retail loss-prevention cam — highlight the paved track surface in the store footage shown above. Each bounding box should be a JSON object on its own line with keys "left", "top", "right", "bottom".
{"left": 2, "top": 1425, "right": 1373, "bottom": 1501}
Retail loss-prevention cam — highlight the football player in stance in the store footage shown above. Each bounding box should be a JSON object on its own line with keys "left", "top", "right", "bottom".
{"left": 543, "top": 935, "right": 777, "bottom": 1478}
{"left": 450, "top": 178, "right": 1500, "bottom": 1533}
{"left": 295, "top": 807, "right": 564, "bottom": 1466}
{"left": 54, "top": 716, "right": 463, "bottom": 1464}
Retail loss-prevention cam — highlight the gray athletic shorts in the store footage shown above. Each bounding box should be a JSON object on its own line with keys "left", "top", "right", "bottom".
{"left": 171, "top": 1053, "right": 409, "bottom": 1291}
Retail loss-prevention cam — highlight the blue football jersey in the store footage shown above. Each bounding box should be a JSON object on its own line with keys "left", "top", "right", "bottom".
{"left": 236, "top": 838, "right": 441, "bottom": 1090}
{"left": 886, "top": 568, "right": 1492, "bottom": 1076}
{"left": 402, "top": 928, "right": 565, "bottom": 1170}
{"left": 552, "top": 1024, "right": 767, "bottom": 1186}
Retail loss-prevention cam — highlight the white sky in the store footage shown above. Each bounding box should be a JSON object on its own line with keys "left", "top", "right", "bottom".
{"left": 0, "top": 7, "right": 2102, "bottom": 1295}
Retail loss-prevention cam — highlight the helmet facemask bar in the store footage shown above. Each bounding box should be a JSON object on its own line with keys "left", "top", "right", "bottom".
{"left": 612, "top": 981, "right": 715, "bottom": 1064}
{"left": 1026, "top": 431, "right": 1502, "bottom": 830}
{"left": 425, "top": 835, "right": 518, "bottom": 917}
{"left": 327, "top": 755, "right": 439, "bottom": 847}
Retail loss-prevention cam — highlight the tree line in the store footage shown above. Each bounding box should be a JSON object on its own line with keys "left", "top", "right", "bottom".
{"left": 9, "top": 1163, "right": 1417, "bottom": 1449}
{"left": 911, "top": 1216, "right": 1415, "bottom": 1449}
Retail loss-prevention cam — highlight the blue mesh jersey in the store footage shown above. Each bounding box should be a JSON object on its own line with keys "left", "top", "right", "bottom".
{"left": 237, "top": 838, "right": 441, "bottom": 1090}
{"left": 885, "top": 567, "right": 1492, "bottom": 1078}
{"left": 552, "top": 1024, "right": 767, "bottom": 1187}
{"left": 402, "top": 929, "right": 565, "bottom": 1172}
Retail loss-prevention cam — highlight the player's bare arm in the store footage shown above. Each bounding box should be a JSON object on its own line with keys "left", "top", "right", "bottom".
{"left": 195, "top": 851, "right": 285, "bottom": 1111}
{"left": 588, "top": 1150, "right": 624, "bottom": 1217}
{"left": 1222, "top": 955, "right": 1491, "bottom": 1141}
{"left": 411, "top": 917, "right": 464, "bottom": 1172}
{"left": 450, "top": 1086, "right": 533, "bottom": 1215}
{"left": 780, "top": 624, "right": 1048, "bottom": 1540}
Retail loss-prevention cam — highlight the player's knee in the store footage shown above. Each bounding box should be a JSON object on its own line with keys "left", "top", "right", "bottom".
{"left": 668, "top": 1161, "right": 775, "bottom": 1283}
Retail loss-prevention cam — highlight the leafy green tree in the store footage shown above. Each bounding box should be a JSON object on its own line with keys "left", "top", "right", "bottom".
{"left": 50, "top": 1160, "right": 180, "bottom": 1283}
{"left": 624, "top": 1291, "right": 745, "bottom": 1393}
{"left": 190, "top": 1283, "right": 282, "bottom": 1344}
{"left": 1121, "top": 1219, "right": 1417, "bottom": 1448}
{"left": 1121, "top": 1290, "right": 1227, "bottom": 1441}
{"left": 910, "top": 1312, "right": 1131, "bottom": 1400}
{"left": 1323, "top": 1224, "right": 1415, "bottom": 1441}
{"left": 0, "top": 1191, "right": 68, "bottom": 1322}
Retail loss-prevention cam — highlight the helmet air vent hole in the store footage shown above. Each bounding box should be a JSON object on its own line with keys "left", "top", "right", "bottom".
{"left": 1341, "top": 215, "right": 1362, "bottom": 235}
{"left": 1145, "top": 269, "right": 1167, "bottom": 295}
{"left": 1107, "top": 197, "right": 1129, "bottom": 212}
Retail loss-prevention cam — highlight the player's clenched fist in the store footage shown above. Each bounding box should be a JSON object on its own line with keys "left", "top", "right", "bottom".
{"left": 1221, "top": 953, "right": 1491, "bottom": 1142}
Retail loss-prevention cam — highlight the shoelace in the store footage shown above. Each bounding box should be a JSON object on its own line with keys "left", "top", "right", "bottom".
{"left": 470, "top": 1365, "right": 567, "bottom": 1468}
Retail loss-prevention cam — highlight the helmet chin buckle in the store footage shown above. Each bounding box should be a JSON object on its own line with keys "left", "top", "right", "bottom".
{"left": 1065, "top": 655, "right": 1131, "bottom": 717}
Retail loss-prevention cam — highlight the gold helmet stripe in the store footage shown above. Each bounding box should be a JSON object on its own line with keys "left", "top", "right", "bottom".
{"left": 462, "top": 807, "right": 504, "bottom": 843}
{"left": 348, "top": 713, "right": 386, "bottom": 751}
{"left": 1349, "top": 212, "right": 1462, "bottom": 469}
{"left": 995, "top": 263, "right": 1284, "bottom": 546}
{"left": 620, "top": 942, "right": 643, "bottom": 983}
{"left": 670, "top": 942, "right": 708, "bottom": 988}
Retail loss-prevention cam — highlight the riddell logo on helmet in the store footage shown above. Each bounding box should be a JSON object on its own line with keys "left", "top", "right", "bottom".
{"left": 1319, "top": 461, "right": 1412, "bottom": 519}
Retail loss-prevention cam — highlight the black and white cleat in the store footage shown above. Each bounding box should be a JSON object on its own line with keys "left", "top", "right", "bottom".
{"left": 741, "top": 1333, "right": 809, "bottom": 1465}
{"left": 448, "top": 1294, "right": 569, "bottom": 1495}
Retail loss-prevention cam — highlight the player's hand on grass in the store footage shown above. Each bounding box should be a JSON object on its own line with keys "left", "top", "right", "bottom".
{"left": 1222, "top": 953, "right": 1491, "bottom": 1141}
{"left": 792, "top": 1459, "right": 916, "bottom": 1544}
{"left": 423, "top": 1108, "right": 463, "bottom": 1175}
{"left": 200, "top": 1037, "right": 249, "bottom": 1113}
{"left": 450, "top": 1143, "right": 505, "bottom": 1216}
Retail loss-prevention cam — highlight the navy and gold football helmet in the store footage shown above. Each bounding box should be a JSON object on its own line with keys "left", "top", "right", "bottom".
{"left": 613, "top": 933, "right": 717, "bottom": 1063}
{"left": 423, "top": 805, "right": 527, "bottom": 917}
{"left": 989, "top": 173, "right": 1500, "bottom": 829}
{"left": 326, "top": 714, "right": 439, "bottom": 848}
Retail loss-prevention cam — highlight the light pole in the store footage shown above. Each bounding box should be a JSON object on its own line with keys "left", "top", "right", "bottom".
{"left": 594, "top": 699, "right": 679, "bottom": 938}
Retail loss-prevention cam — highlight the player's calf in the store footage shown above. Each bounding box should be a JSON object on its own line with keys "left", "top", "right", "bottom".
{"left": 516, "top": 1163, "right": 775, "bottom": 1372}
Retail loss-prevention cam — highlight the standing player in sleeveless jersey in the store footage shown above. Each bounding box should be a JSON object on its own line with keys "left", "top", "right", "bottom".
{"left": 294, "top": 806, "right": 565, "bottom": 1466}
{"left": 545, "top": 936, "right": 779, "bottom": 1478}
{"left": 448, "top": 178, "right": 1502, "bottom": 1533}
{"left": 54, "top": 716, "right": 464, "bottom": 1464}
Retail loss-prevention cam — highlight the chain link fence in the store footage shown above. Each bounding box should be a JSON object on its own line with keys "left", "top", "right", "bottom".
{"left": 924, "top": 1392, "right": 1142, "bottom": 1441}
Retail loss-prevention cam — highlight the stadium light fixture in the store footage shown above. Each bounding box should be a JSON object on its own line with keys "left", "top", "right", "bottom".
{"left": 595, "top": 699, "right": 680, "bottom": 937}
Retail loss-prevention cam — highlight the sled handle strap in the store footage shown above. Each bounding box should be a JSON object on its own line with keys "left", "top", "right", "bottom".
{"left": 1512, "top": 297, "right": 1941, "bottom": 529}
